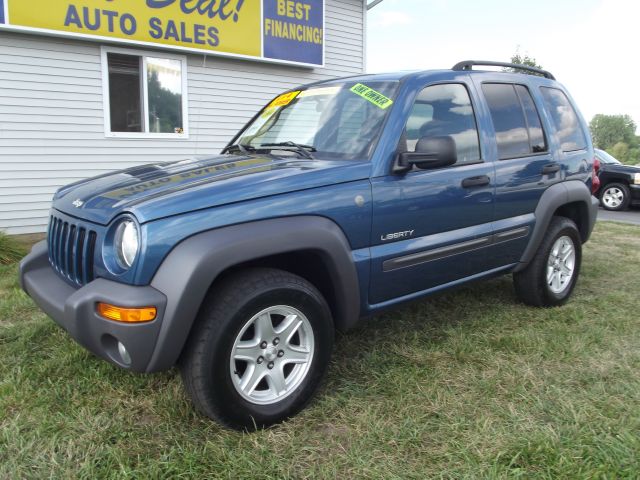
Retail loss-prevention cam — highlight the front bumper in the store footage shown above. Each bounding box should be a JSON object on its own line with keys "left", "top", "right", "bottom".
{"left": 630, "top": 184, "right": 640, "bottom": 205}
{"left": 20, "top": 241, "right": 167, "bottom": 372}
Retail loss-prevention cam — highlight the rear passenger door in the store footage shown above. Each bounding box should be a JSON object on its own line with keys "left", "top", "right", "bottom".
{"left": 474, "top": 80, "right": 559, "bottom": 266}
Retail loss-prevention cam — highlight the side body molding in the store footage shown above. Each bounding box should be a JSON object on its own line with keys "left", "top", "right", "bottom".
{"left": 514, "top": 180, "right": 598, "bottom": 272}
{"left": 147, "top": 216, "right": 361, "bottom": 372}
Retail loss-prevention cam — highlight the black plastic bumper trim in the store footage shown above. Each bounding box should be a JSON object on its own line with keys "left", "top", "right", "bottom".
{"left": 20, "top": 241, "right": 167, "bottom": 372}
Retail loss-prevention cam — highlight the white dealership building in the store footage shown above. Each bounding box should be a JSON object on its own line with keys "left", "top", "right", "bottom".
{"left": 0, "top": 0, "right": 368, "bottom": 234}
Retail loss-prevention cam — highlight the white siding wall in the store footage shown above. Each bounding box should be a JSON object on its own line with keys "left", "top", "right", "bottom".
{"left": 0, "top": 0, "right": 366, "bottom": 234}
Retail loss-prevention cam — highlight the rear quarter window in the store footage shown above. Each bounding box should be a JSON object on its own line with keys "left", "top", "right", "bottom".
{"left": 540, "top": 87, "right": 587, "bottom": 152}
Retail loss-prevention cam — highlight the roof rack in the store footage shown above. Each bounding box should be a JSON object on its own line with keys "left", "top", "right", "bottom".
{"left": 452, "top": 60, "right": 556, "bottom": 80}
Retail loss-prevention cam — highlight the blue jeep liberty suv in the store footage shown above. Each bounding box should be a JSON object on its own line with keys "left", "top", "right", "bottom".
{"left": 20, "top": 61, "right": 599, "bottom": 429}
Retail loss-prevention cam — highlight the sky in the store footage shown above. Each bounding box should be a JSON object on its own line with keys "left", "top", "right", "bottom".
{"left": 366, "top": 0, "right": 640, "bottom": 132}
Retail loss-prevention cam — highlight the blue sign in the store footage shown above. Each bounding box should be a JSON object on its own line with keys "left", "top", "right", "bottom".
{"left": 263, "top": 0, "right": 324, "bottom": 66}
{"left": 0, "top": 0, "right": 5, "bottom": 24}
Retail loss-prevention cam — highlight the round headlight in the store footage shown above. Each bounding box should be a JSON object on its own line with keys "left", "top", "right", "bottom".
{"left": 114, "top": 220, "right": 139, "bottom": 269}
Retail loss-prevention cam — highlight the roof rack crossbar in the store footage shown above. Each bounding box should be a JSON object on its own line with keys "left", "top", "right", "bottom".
{"left": 452, "top": 60, "right": 556, "bottom": 80}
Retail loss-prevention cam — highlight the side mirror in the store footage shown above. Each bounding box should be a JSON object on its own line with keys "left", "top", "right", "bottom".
{"left": 395, "top": 136, "right": 457, "bottom": 173}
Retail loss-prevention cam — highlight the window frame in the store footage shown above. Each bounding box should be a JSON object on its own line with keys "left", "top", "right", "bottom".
{"left": 481, "top": 81, "right": 549, "bottom": 161}
{"left": 400, "top": 81, "right": 484, "bottom": 168}
{"left": 514, "top": 84, "right": 548, "bottom": 155}
{"left": 100, "top": 46, "right": 189, "bottom": 139}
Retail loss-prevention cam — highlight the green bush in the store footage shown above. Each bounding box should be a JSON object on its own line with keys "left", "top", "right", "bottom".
{"left": 0, "top": 232, "right": 26, "bottom": 265}
{"left": 607, "top": 142, "right": 640, "bottom": 165}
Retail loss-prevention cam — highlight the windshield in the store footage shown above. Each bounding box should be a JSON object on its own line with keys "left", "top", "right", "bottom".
{"left": 595, "top": 149, "right": 621, "bottom": 165}
{"left": 232, "top": 80, "right": 400, "bottom": 160}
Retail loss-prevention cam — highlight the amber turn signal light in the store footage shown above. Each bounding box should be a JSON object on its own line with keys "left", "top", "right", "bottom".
{"left": 97, "top": 303, "right": 157, "bottom": 323}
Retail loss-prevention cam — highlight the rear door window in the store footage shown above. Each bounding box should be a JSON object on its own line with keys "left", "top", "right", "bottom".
{"left": 515, "top": 85, "right": 547, "bottom": 153}
{"left": 482, "top": 83, "right": 547, "bottom": 159}
{"left": 540, "top": 87, "right": 587, "bottom": 152}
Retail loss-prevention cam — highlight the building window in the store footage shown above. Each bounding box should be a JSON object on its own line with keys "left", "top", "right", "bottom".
{"left": 101, "top": 47, "right": 188, "bottom": 138}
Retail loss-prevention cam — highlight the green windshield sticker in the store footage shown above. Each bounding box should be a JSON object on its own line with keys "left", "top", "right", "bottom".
{"left": 350, "top": 83, "right": 394, "bottom": 109}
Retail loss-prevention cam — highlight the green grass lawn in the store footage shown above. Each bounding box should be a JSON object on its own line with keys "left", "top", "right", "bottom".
{"left": 1, "top": 222, "right": 639, "bottom": 479}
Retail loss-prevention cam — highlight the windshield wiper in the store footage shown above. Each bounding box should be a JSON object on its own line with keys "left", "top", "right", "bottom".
{"left": 260, "top": 141, "right": 316, "bottom": 159}
{"left": 222, "top": 143, "right": 255, "bottom": 155}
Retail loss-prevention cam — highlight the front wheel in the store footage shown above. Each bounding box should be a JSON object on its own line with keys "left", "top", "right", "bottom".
{"left": 179, "top": 268, "right": 334, "bottom": 430}
{"left": 600, "top": 183, "right": 630, "bottom": 211}
{"left": 513, "top": 216, "right": 582, "bottom": 307}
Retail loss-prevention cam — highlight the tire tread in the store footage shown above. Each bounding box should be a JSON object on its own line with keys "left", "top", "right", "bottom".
{"left": 179, "top": 268, "right": 332, "bottom": 428}
{"left": 513, "top": 216, "right": 582, "bottom": 307}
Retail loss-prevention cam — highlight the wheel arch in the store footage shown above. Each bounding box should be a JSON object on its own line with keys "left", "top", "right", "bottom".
{"left": 554, "top": 201, "right": 591, "bottom": 241}
{"left": 145, "top": 216, "right": 361, "bottom": 372}
{"left": 214, "top": 250, "right": 340, "bottom": 326}
{"left": 514, "top": 180, "right": 598, "bottom": 273}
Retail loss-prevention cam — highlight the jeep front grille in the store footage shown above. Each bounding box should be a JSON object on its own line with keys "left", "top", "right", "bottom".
{"left": 47, "top": 215, "right": 97, "bottom": 286}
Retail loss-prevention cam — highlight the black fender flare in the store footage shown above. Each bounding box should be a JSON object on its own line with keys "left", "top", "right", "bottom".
{"left": 146, "top": 216, "right": 360, "bottom": 372}
{"left": 514, "top": 180, "right": 598, "bottom": 272}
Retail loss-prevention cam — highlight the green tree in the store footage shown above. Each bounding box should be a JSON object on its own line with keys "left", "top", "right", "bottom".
{"left": 505, "top": 49, "right": 545, "bottom": 76}
{"left": 511, "top": 53, "right": 543, "bottom": 69}
{"left": 589, "top": 114, "right": 637, "bottom": 149}
{"left": 608, "top": 142, "right": 640, "bottom": 165}
{"left": 611, "top": 141, "right": 629, "bottom": 160}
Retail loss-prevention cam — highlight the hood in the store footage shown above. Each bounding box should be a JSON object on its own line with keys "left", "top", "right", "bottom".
{"left": 602, "top": 163, "right": 640, "bottom": 174}
{"left": 53, "top": 154, "right": 371, "bottom": 225}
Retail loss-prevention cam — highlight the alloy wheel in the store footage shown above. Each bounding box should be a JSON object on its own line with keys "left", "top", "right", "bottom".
{"left": 602, "top": 187, "right": 624, "bottom": 209}
{"left": 230, "top": 306, "right": 315, "bottom": 405}
{"left": 546, "top": 235, "right": 576, "bottom": 294}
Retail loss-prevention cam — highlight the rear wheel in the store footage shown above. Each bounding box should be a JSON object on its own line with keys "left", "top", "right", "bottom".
{"left": 600, "top": 183, "right": 630, "bottom": 211}
{"left": 179, "top": 268, "right": 334, "bottom": 430}
{"left": 513, "top": 216, "right": 582, "bottom": 307}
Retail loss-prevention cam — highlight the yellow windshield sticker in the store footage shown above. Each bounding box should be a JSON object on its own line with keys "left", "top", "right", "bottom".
{"left": 299, "top": 86, "right": 341, "bottom": 98}
{"left": 268, "top": 91, "right": 301, "bottom": 108}
{"left": 350, "top": 83, "right": 394, "bottom": 110}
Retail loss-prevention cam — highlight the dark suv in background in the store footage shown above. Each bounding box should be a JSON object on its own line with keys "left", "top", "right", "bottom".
{"left": 594, "top": 149, "right": 640, "bottom": 211}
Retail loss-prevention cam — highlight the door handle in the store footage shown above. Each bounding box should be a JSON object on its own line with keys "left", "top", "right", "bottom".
{"left": 542, "top": 163, "right": 561, "bottom": 174}
{"left": 461, "top": 175, "right": 491, "bottom": 188}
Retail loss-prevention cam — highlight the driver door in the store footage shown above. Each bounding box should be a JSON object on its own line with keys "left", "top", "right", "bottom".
{"left": 369, "top": 82, "right": 497, "bottom": 305}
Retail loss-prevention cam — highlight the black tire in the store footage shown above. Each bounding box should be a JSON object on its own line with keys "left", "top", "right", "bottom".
{"left": 513, "top": 216, "right": 582, "bottom": 307}
{"left": 179, "top": 268, "right": 334, "bottom": 430}
{"left": 600, "top": 182, "right": 631, "bottom": 211}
